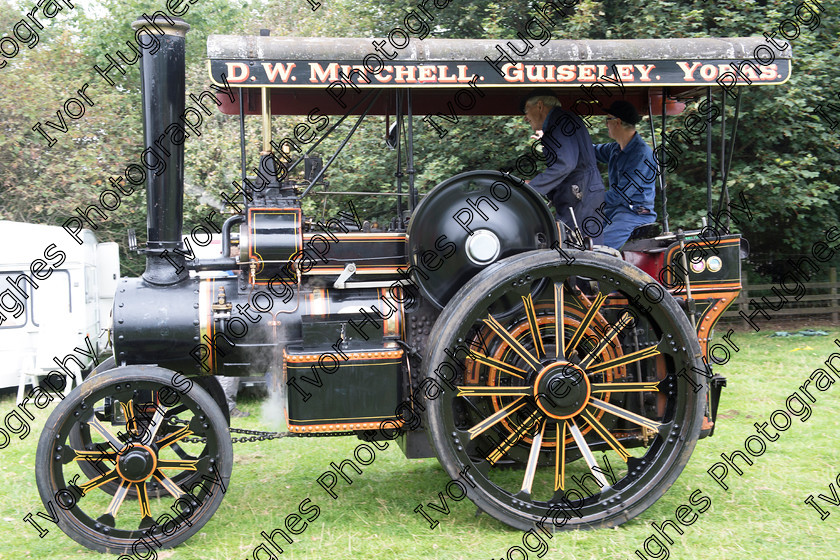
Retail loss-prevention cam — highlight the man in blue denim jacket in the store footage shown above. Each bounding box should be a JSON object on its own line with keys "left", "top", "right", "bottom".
{"left": 521, "top": 90, "right": 605, "bottom": 245}
{"left": 594, "top": 100, "right": 658, "bottom": 249}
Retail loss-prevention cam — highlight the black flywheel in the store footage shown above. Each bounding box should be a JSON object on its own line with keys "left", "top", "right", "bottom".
{"left": 424, "top": 249, "right": 706, "bottom": 530}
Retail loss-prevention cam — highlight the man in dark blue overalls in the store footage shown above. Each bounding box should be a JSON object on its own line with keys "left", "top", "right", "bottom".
{"left": 594, "top": 100, "right": 658, "bottom": 249}
{"left": 520, "top": 89, "right": 606, "bottom": 245}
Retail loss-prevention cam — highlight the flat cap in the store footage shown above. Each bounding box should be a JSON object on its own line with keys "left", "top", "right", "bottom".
{"left": 604, "top": 100, "right": 642, "bottom": 125}
{"left": 519, "top": 88, "right": 559, "bottom": 113}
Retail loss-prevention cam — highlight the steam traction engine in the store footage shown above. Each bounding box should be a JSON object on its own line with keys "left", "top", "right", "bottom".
{"left": 35, "top": 16, "right": 788, "bottom": 554}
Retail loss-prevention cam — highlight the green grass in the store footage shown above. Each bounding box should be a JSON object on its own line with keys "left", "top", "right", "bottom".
{"left": 2, "top": 330, "right": 840, "bottom": 560}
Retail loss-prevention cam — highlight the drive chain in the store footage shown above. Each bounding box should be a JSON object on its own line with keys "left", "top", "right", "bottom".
{"left": 170, "top": 417, "right": 351, "bottom": 443}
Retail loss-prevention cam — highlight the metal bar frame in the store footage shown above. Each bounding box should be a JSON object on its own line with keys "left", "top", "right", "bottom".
{"left": 300, "top": 89, "right": 383, "bottom": 198}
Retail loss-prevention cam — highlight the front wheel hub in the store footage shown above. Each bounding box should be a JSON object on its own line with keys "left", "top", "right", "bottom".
{"left": 116, "top": 444, "right": 158, "bottom": 483}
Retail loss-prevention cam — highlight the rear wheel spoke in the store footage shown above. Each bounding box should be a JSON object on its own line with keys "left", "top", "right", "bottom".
{"left": 587, "top": 344, "right": 661, "bottom": 375}
{"left": 468, "top": 352, "right": 527, "bottom": 379}
{"left": 467, "top": 398, "right": 528, "bottom": 439}
{"left": 566, "top": 292, "right": 607, "bottom": 352}
{"left": 487, "top": 410, "right": 541, "bottom": 465}
{"left": 588, "top": 397, "right": 662, "bottom": 431}
{"left": 522, "top": 293, "right": 545, "bottom": 359}
{"left": 580, "top": 409, "right": 631, "bottom": 462}
{"left": 591, "top": 381, "right": 661, "bottom": 393}
{"left": 554, "top": 283, "right": 566, "bottom": 360}
{"left": 555, "top": 421, "right": 567, "bottom": 491}
{"left": 568, "top": 419, "right": 608, "bottom": 489}
{"left": 520, "top": 420, "right": 546, "bottom": 495}
{"left": 484, "top": 314, "right": 541, "bottom": 371}
{"left": 457, "top": 386, "right": 532, "bottom": 398}
{"left": 579, "top": 312, "right": 633, "bottom": 369}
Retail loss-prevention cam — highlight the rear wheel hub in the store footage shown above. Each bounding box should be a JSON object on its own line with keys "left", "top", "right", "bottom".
{"left": 533, "top": 362, "right": 590, "bottom": 419}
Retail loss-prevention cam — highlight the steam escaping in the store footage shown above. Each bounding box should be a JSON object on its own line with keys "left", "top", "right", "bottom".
{"left": 260, "top": 358, "right": 288, "bottom": 431}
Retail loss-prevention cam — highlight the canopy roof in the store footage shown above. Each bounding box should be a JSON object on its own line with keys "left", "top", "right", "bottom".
{"left": 206, "top": 36, "right": 791, "bottom": 115}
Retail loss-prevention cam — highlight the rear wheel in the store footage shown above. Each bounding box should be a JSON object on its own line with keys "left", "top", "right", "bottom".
{"left": 36, "top": 366, "right": 232, "bottom": 553}
{"left": 425, "top": 250, "right": 705, "bottom": 530}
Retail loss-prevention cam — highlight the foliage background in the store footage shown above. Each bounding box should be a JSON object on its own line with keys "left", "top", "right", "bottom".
{"left": 0, "top": 0, "right": 838, "bottom": 278}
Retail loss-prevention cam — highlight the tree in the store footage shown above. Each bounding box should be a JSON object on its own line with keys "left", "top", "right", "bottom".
{"left": 2, "top": 0, "right": 837, "bottom": 279}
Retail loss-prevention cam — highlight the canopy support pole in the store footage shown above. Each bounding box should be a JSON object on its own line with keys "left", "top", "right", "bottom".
{"left": 406, "top": 88, "right": 417, "bottom": 217}
{"left": 719, "top": 92, "right": 727, "bottom": 229}
{"left": 717, "top": 88, "right": 742, "bottom": 231}
{"left": 238, "top": 87, "right": 247, "bottom": 186}
{"left": 660, "top": 87, "right": 670, "bottom": 234}
{"left": 706, "top": 87, "right": 713, "bottom": 218}
{"left": 395, "top": 89, "right": 404, "bottom": 229}
{"left": 649, "top": 89, "right": 670, "bottom": 234}
{"left": 261, "top": 87, "right": 271, "bottom": 153}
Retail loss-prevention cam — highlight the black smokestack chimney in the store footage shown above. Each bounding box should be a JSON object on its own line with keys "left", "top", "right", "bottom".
{"left": 132, "top": 15, "right": 191, "bottom": 285}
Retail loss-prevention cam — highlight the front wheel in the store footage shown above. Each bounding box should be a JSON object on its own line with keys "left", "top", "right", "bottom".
{"left": 424, "top": 250, "right": 706, "bottom": 531}
{"left": 35, "top": 366, "right": 232, "bottom": 553}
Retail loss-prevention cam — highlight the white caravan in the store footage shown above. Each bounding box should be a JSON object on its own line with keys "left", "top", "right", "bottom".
{"left": 0, "top": 221, "right": 119, "bottom": 401}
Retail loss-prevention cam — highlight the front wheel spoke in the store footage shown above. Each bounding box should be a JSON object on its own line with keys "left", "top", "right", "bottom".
{"left": 157, "top": 459, "right": 199, "bottom": 471}
{"left": 457, "top": 386, "right": 532, "bottom": 398}
{"left": 156, "top": 426, "right": 194, "bottom": 449}
{"left": 487, "top": 409, "right": 541, "bottom": 465}
{"left": 566, "top": 292, "right": 608, "bottom": 352}
{"left": 554, "top": 283, "right": 566, "bottom": 360}
{"left": 137, "top": 482, "right": 151, "bottom": 518}
{"left": 71, "top": 449, "right": 117, "bottom": 464}
{"left": 141, "top": 405, "right": 168, "bottom": 445}
{"left": 587, "top": 344, "right": 661, "bottom": 375}
{"left": 467, "top": 398, "right": 528, "bottom": 439}
{"left": 580, "top": 409, "right": 631, "bottom": 462}
{"left": 153, "top": 470, "right": 185, "bottom": 498}
{"left": 588, "top": 397, "right": 662, "bottom": 431}
{"left": 520, "top": 420, "right": 546, "bottom": 495}
{"left": 105, "top": 479, "right": 131, "bottom": 517}
{"left": 579, "top": 312, "right": 633, "bottom": 369}
{"left": 484, "top": 315, "right": 541, "bottom": 371}
{"left": 469, "top": 353, "right": 527, "bottom": 379}
{"left": 568, "top": 419, "right": 608, "bottom": 488}
{"left": 522, "top": 293, "right": 545, "bottom": 359}
{"left": 79, "top": 469, "right": 120, "bottom": 496}
{"left": 89, "top": 417, "right": 128, "bottom": 450}
{"left": 555, "top": 421, "right": 567, "bottom": 491}
{"left": 121, "top": 400, "right": 138, "bottom": 436}
{"left": 591, "top": 381, "right": 661, "bottom": 393}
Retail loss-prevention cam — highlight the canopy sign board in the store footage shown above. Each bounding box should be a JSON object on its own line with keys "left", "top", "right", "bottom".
{"left": 208, "top": 37, "right": 791, "bottom": 89}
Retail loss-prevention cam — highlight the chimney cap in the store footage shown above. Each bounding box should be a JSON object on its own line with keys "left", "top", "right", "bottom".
{"left": 131, "top": 14, "right": 190, "bottom": 37}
